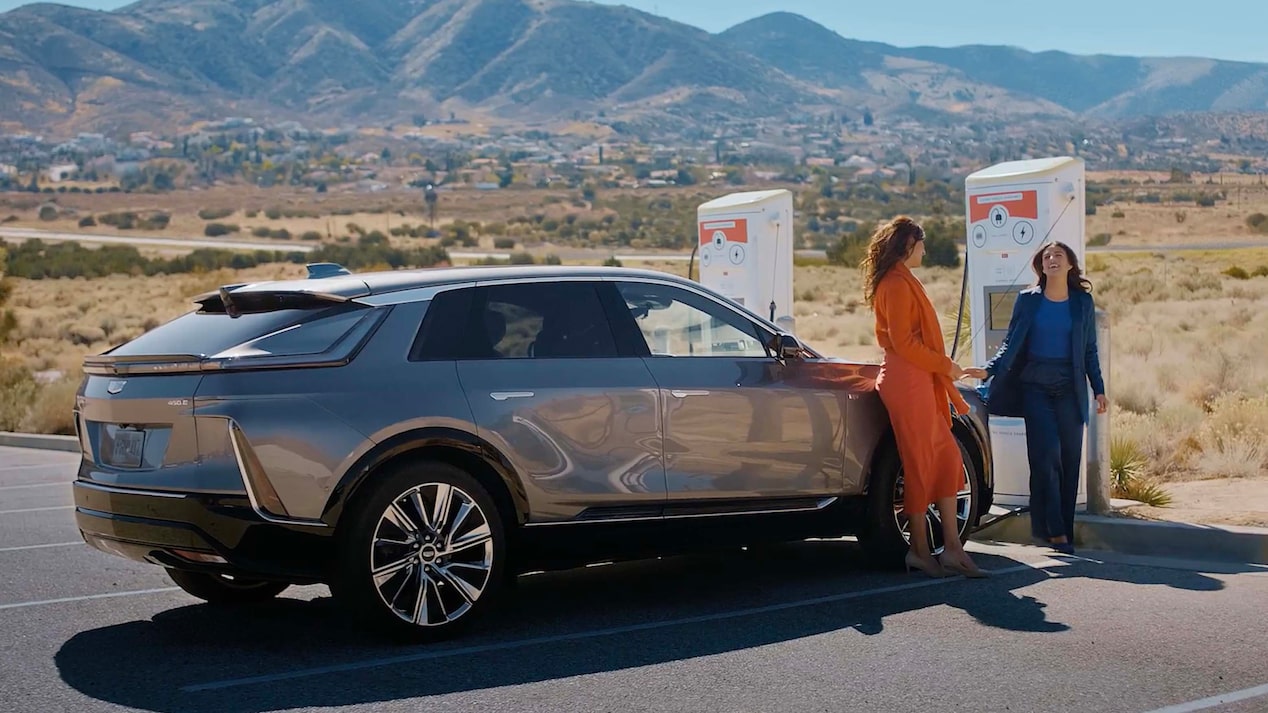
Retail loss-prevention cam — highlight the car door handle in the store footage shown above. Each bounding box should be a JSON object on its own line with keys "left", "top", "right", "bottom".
{"left": 670, "top": 390, "right": 711, "bottom": 398}
{"left": 490, "top": 391, "right": 535, "bottom": 401}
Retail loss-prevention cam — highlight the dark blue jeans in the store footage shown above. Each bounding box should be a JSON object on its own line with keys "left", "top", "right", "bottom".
{"left": 1020, "top": 359, "right": 1084, "bottom": 542}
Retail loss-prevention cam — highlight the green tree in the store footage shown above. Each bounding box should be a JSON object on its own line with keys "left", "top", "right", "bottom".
{"left": 921, "top": 219, "right": 962, "bottom": 268}
{"left": 826, "top": 224, "right": 872, "bottom": 267}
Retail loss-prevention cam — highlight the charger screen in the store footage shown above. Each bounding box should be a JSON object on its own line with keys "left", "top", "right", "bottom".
{"left": 989, "top": 291, "right": 1018, "bottom": 330}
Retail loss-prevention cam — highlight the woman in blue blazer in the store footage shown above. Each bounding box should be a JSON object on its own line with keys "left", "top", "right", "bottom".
{"left": 978, "top": 241, "right": 1108, "bottom": 555}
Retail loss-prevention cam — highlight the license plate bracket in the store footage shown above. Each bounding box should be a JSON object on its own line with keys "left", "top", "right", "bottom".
{"left": 105, "top": 428, "right": 146, "bottom": 468}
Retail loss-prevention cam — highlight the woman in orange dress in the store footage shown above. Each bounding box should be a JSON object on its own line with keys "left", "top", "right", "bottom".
{"left": 863, "top": 216, "right": 987, "bottom": 578}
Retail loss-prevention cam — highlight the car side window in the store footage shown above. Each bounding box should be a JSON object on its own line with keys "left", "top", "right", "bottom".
{"left": 419, "top": 282, "right": 619, "bottom": 360}
{"left": 614, "top": 282, "right": 769, "bottom": 358}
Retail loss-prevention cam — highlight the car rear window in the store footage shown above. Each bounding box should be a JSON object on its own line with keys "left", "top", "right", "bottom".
{"left": 107, "top": 306, "right": 358, "bottom": 358}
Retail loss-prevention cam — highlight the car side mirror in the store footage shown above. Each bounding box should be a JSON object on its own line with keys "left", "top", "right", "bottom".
{"left": 771, "top": 333, "right": 803, "bottom": 361}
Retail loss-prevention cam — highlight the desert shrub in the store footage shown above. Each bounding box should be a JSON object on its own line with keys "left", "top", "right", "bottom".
{"left": 300, "top": 231, "right": 322, "bottom": 241}
{"left": 98, "top": 211, "right": 137, "bottom": 229}
{"left": 264, "top": 206, "right": 283, "bottom": 220}
{"left": 78, "top": 216, "right": 96, "bottom": 227}
{"left": 198, "top": 207, "right": 234, "bottom": 220}
{"left": 204, "top": 223, "right": 239, "bottom": 237}
{"left": 1247, "top": 213, "right": 1268, "bottom": 233}
{"left": 543, "top": 254, "right": 562, "bottom": 265}
{"left": 38, "top": 204, "right": 58, "bottom": 221}
{"left": 493, "top": 237, "right": 515, "bottom": 249}
{"left": 1089, "top": 233, "right": 1112, "bottom": 247}
{"left": 20, "top": 376, "right": 78, "bottom": 435}
{"left": 1223, "top": 266, "right": 1250, "bottom": 280}
{"left": 1191, "top": 394, "right": 1268, "bottom": 480}
{"left": 508, "top": 252, "right": 535, "bottom": 265}
{"left": 137, "top": 212, "right": 170, "bottom": 230}
{"left": 0, "top": 357, "right": 38, "bottom": 431}
{"left": 64, "top": 324, "right": 106, "bottom": 346}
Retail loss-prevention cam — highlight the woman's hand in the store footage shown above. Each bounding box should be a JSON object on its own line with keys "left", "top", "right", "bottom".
{"left": 949, "top": 363, "right": 986, "bottom": 381}
{"left": 1095, "top": 394, "right": 1109, "bottom": 414}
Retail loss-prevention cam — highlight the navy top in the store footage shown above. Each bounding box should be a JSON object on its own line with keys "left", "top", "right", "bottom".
{"left": 1026, "top": 296, "right": 1072, "bottom": 360}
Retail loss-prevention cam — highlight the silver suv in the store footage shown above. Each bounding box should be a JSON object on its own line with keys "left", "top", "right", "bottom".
{"left": 72, "top": 264, "right": 993, "bottom": 640}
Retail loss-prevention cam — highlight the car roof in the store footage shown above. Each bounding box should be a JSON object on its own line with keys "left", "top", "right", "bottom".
{"left": 220, "top": 264, "right": 700, "bottom": 300}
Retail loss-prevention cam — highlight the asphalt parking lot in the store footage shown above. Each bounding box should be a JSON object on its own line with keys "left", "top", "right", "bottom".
{"left": 2, "top": 444, "right": 1267, "bottom": 713}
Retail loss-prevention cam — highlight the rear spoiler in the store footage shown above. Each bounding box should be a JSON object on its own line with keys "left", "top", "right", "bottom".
{"left": 193, "top": 264, "right": 366, "bottom": 317}
{"left": 192, "top": 288, "right": 354, "bottom": 317}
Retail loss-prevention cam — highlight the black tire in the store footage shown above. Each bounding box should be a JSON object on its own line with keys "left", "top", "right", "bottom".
{"left": 858, "top": 435, "right": 982, "bottom": 568}
{"left": 166, "top": 569, "right": 290, "bottom": 604}
{"left": 331, "top": 461, "right": 508, "bottom": 642}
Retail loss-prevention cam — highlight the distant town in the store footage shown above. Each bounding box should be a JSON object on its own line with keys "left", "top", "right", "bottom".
{"left": 2, "top": 111, "right": 1266, "bottom": 196}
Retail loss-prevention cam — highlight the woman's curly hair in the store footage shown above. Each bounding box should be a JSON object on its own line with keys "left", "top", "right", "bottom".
{"left": 861, "top": 216, "right": 924, "bottom": 305}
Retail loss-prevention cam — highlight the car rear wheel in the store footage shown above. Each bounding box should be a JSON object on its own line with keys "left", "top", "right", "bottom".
{"left": 166, "top": 569, "right": 290, "bottom": 604}
{"left": 332, "top": 461, "right": 507, "bottom": 642}
{"left": 858, "top": 436, "right": 982, "bottom": 567}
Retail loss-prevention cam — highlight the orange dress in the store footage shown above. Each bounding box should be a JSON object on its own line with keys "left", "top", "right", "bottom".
{"left": 872, "top": 263, "right": 970, "bottom": 517}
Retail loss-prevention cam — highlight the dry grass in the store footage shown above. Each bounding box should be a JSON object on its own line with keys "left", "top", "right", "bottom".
{"left": 1084, "top": 170, "right": 1268, "bottom": 247}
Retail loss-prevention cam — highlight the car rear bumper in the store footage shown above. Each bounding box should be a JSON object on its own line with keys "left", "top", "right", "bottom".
{"left": 73, "top": 480, "right": 333, "bottom": 584}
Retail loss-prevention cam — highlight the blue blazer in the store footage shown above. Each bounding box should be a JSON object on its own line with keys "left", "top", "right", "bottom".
{"left": 981, "top": 286, "right": 1106, "bottom": 423}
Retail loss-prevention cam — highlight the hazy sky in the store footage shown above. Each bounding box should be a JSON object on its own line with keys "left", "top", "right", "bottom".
{"left": 0, "top": 0, "right": 1263, "bottom": 63}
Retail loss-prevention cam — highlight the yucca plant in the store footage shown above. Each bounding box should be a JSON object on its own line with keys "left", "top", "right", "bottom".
{"left": 1109, "top": 436, "right": 1146, "bottom": 496}
{"left": 1122, "top": 480, "right": 1174, "bottom": 508}
{"left": 1109, "top": 436, "right": 1172, "bottom": 507}
{"left": 944, "top": 301, "right": 972, "bottom": 361}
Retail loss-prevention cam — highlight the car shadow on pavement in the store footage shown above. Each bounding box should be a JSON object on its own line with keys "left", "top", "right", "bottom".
{"left": 54, "top": 541, "right": 1230, "bottom": 712}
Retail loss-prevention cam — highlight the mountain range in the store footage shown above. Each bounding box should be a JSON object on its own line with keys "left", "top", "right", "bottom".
{"left": 1, "top": 0, "right": 1266, "bottom": 136}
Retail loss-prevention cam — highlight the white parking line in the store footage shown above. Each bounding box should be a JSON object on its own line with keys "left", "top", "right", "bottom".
{"left": 1144, "top": 682, "right": 1268, "bottom": 712}
{"left": 0, "top": 542, "right": 82, "bottom": 553}
{"left": 0, "top": 481, "right": 72, "bottom": 492}
{"left": 0, "top": 587, "right": 182, "bottom": 611}
{"left": 182, "top": 558, "right": 1067, "bottom": 692}
{"left": 0, "top": 506, "right": 74, "bottom": 515}
{"left": 0, "top": 463, "right": 75, "bottom": 473}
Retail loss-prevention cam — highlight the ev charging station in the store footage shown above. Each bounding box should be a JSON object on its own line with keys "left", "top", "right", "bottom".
{"left": 964, "top": 157, "right": 1088, "bottom": 509}
{"left": 696, "top": 189, "right": 796, "bottom": 334}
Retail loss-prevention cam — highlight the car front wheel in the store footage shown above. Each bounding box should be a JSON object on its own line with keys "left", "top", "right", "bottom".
{"left": 332, "top": 461, "right": 507, "bottom": 641}
{"left": 858, "top": 436, "right": 982, "bottom": 567}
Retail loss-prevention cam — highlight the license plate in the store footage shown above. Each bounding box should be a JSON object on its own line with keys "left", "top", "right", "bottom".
{"left": 106, "top": 429, "right": 145, "bottom": 468}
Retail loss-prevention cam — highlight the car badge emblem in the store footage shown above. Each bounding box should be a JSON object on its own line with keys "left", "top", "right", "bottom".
{"left": 107, "top": 380, "right": 126, "bottom": 395}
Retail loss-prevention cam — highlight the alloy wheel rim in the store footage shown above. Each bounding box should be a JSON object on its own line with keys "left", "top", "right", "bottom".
{"left": 369, "top": 482, "right": 494, "bottom": 627}
{"left": 891, "top": 465, "right": 973, "bottom": 555}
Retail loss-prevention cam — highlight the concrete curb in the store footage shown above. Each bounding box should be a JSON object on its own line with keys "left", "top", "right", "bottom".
{"left": 0, "top": 431, "right": 80, "bottom": 453}
{"left": 977, "top": 510, "right": 1268, "bottom": 565}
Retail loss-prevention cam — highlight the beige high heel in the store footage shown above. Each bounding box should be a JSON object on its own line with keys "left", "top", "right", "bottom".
{"left": 905, "top": 551, "right": 947, "bottom": 578}
{"left": 938, "top": 553, "right": 988, "bottom": 578}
